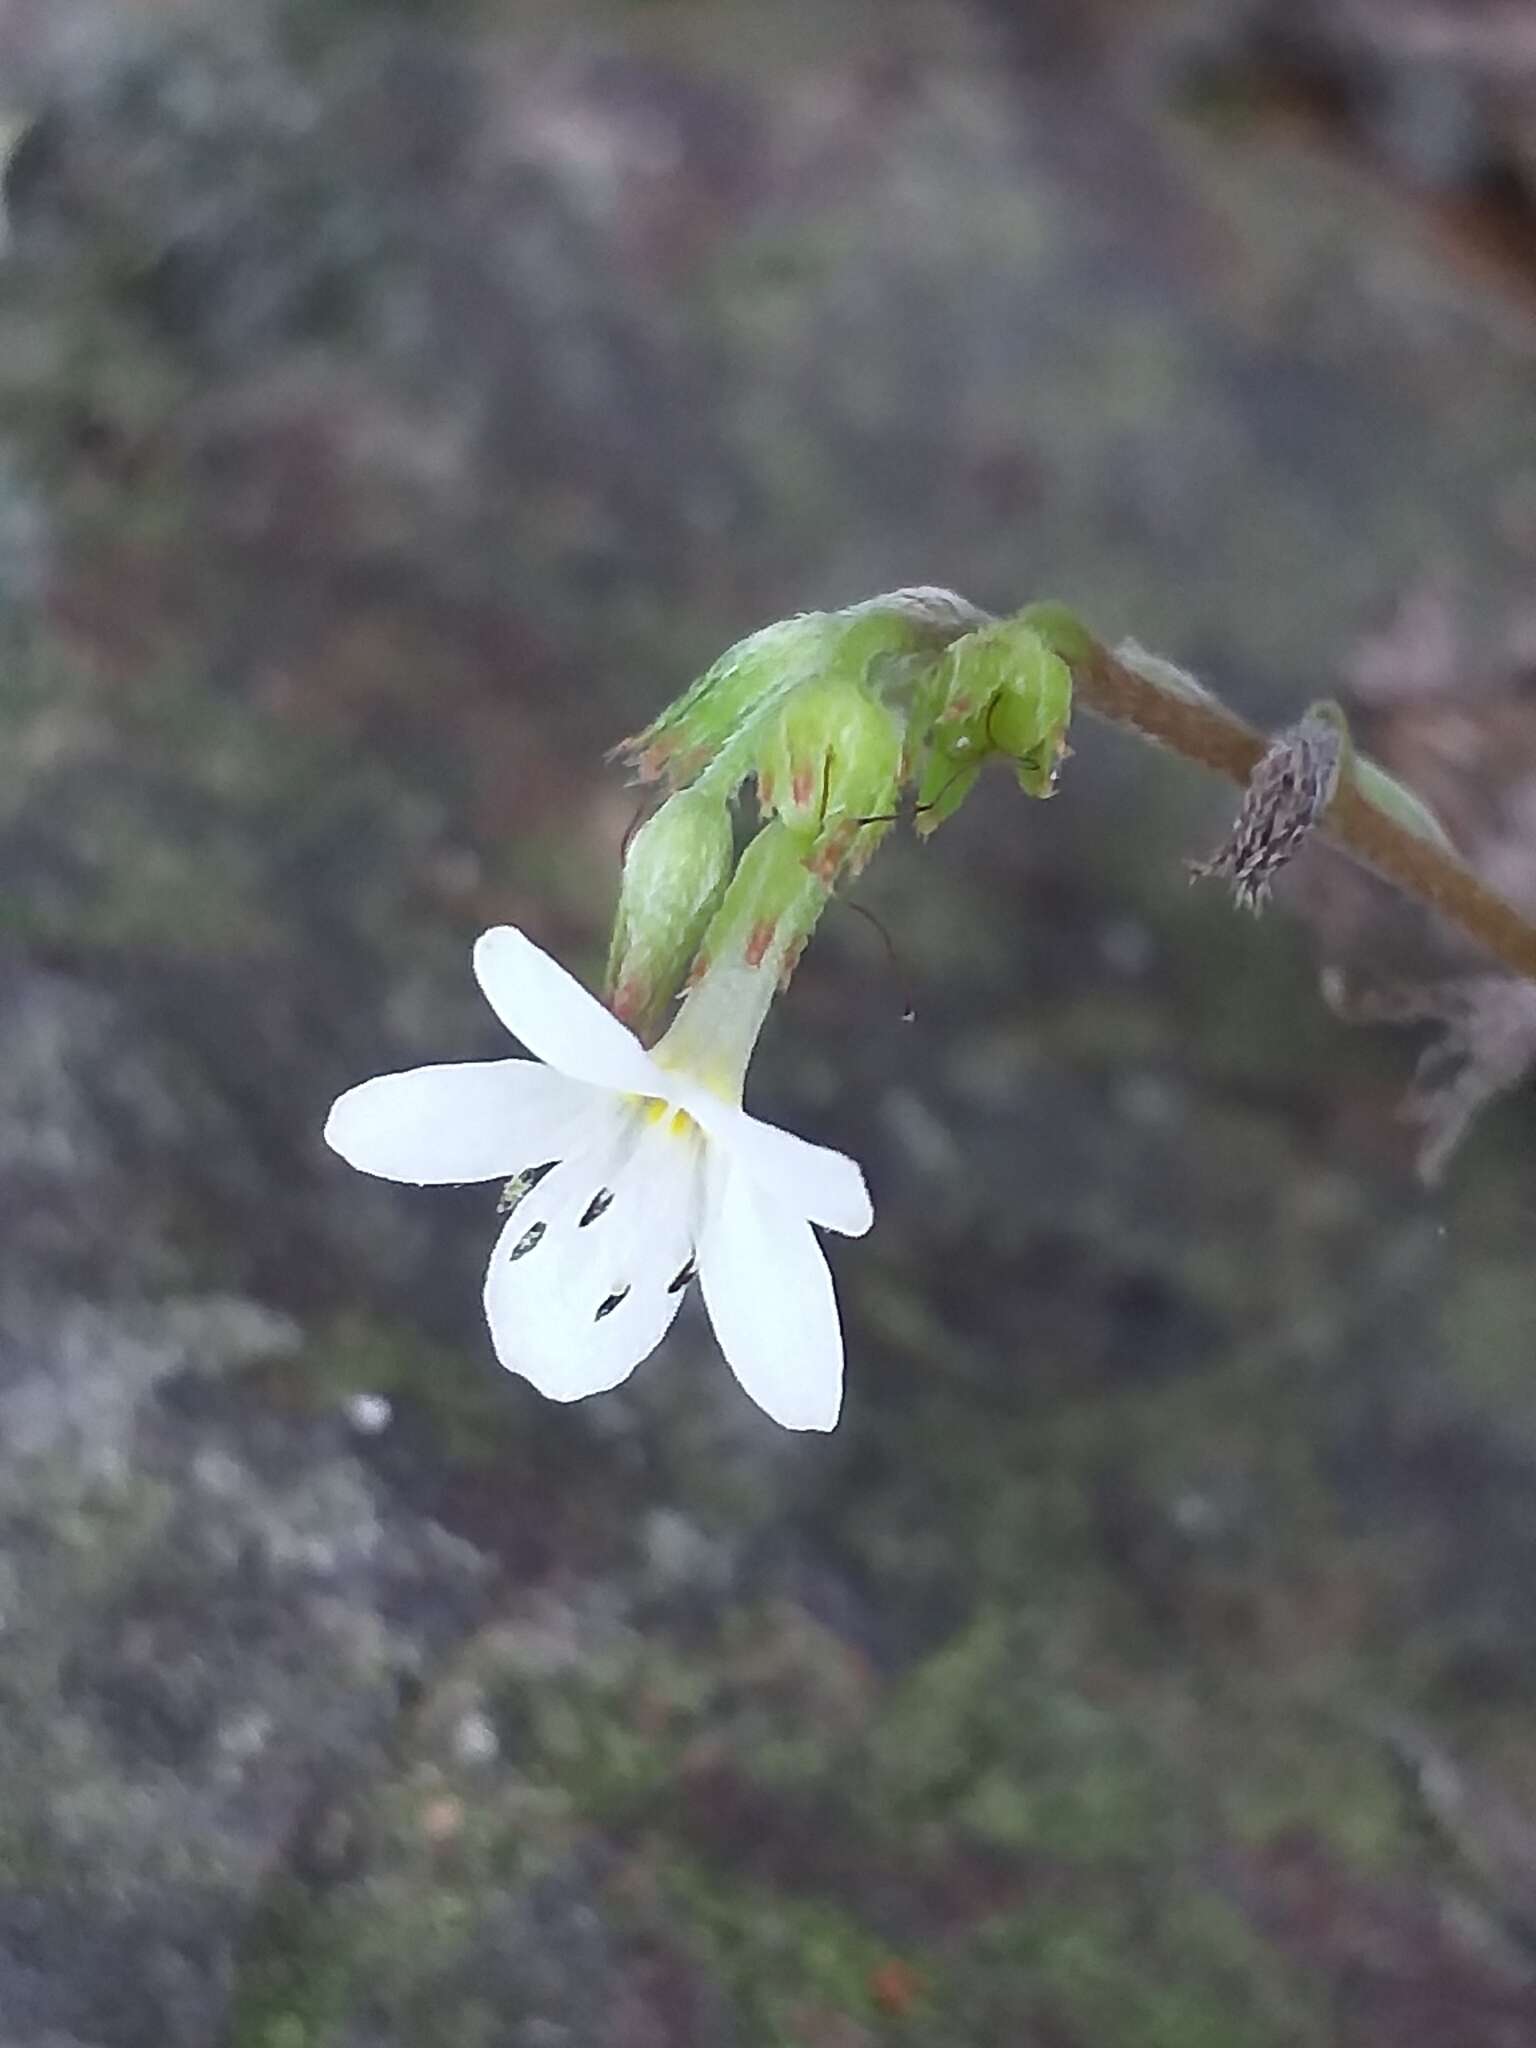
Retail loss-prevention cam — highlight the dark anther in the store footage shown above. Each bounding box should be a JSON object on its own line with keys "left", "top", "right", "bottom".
{"left": 579, "top": 1188, "right": 615, "bottom": 1228}
{"left": 595, "top": 1286, "right": 631, "bottom": 1321}
{"left": 498, "top": 1160, "right": 558, "bottom": 1213}
{"left": 509, "top": 1220, "right": 546, "bottom": 1261}
{"left": 667, "top": 1258, "right": 696, "bottom": 1294}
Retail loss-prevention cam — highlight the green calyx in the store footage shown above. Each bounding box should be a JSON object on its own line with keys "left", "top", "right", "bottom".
{"left": 914, "top": 615, "right": 1074, "bottom": 833}
{"left": 692, "top": 818, "right": 831, "bottom": 988}
{"left": 651, "top": 820, "right": 835, "bottom": 1089}
{"left": 617, "top": 587, "right": 983, "bottom": 804}
{"left": 621, "top": 611, "right": 844, "bottom": 792}
{"left": 756, "top": 673, "right": 905, "bottom": 881}
{"left": 606, "top": 788, "right": 734, "bottom": 1035}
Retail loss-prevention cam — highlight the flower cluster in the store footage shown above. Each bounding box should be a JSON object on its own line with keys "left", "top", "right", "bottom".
{"left": 325, "top": 592, "right": 1075, "bottom": 1426}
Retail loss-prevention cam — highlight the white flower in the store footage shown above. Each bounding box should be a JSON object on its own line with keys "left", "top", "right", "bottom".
{"left": 324, "top": 926, "right": 873, "bottom": 1429}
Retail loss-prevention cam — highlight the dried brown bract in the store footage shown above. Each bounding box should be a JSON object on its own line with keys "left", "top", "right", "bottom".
{"left": 1189, "top": 704, "right": 1346, "bottom": 914}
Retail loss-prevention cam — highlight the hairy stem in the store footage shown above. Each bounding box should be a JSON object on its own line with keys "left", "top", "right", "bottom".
{"left": 1026, "top": 607, "right": 1536, "bottom": 983}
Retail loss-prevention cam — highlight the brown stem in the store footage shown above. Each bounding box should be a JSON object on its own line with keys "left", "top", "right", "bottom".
{"left": 1071, "top": 635, "right": 1536, "bottom": 984}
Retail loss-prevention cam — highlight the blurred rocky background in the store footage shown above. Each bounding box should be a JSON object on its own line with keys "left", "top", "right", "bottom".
{"left": 4, "top": 1, "right": 1536, "bottom": 2043}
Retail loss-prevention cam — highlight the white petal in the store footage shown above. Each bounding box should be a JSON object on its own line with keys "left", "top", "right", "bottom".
{"left": 473, "top": 926, "right": 660, "bottom": 1095}
{"left": 324, "top": 1061, "right": 605, "bottom": 1184}
{"left": 686, "top": 1095, "right": 873, "bottom": 1236}
{"left": 697, "top": 1154, "right": 844, "bottom": 1430}
{"left": 483, "top": 1107, "right": 702, "bottom": 1402}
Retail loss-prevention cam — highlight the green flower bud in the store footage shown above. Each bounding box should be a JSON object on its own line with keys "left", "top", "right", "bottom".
{"left": 606, "top": 788, "right": 734, "bottom": 1035}
{"left": 756, "top": 674, "right": 905, "bottom": 881}
{"left": 990, "top": 652, "right": 1072, "bottom": 798}
{"left": 621, "top": 613, "right": 843, "bottom": 791}
{"left": 914, "top": 617, "right": 1073, "bottom": 834}
{"left": 616, "top": 588, "right": 982, "bottom": 801}
{"left": 914, "top": 749, "right": 983, "bottom": 834}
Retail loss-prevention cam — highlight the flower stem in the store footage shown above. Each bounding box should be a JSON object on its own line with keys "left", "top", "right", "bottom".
{"left": 1031, "top": 610, "right": 1536, "bottom": 983}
